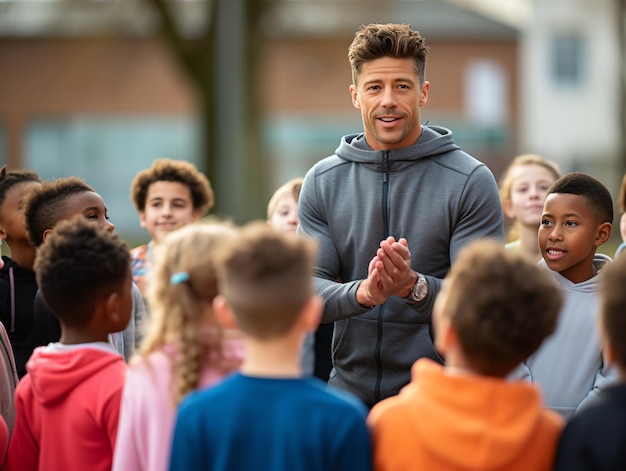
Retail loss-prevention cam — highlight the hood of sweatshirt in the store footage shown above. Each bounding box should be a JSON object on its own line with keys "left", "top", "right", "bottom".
{"left": 0, "top": 256, "right": 36, "bottom": 280}
{"left": 336, "top": 125, "right": 460, "bottom": 165}
{"left": 403, "top": 359, "right": 548, "bottom": 470}
{"left": 538, "top": 253, "right": 611, "bottom": 293}
{"left": 25, "top": 344, "right": 124, "bottom": 406}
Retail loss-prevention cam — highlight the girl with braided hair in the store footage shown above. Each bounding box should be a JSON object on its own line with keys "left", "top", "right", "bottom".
{"left": 112, "top": 221, "right": 244, "bottom": 471}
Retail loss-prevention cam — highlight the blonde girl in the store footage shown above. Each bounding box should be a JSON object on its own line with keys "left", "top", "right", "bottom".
{"left": 112, "top": 221, "right": 244, "bottom": 471}
{"left": 499, "top": 154, "right": 561, "bottom": 262}
{"left": 267, "top": 177, "right": 303, "bottom": 233}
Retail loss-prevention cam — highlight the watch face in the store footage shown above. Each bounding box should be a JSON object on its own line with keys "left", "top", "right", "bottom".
{"left": 405, "top": 274, "right": 428, "bottom": 305}
{"left": 414, "top": 276, "right": 428, "bottom": 301}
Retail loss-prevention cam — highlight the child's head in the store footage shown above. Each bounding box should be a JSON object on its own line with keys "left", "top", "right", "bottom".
{"left": 0, "top": 166, "right": 41, "bottom": 245}
{"left": 33, "top": 217, "right": 132, "bottom": 335}
{"left": 499, "top": 154, "right": 560, "bottom": 241}
{"left": 433, "top": 238, "right": 562, "bottom": 377}
{"left": 23, "top": 176, "right": 114, "bottom": 247}
{"left": 539, "top": 172, "right": 613, "bottom": 283}
{"left": 214, "top": 222, "right": 319, "bottom": 340}
{"left": 140, "top": 220, "right": 238, "bottom": 405}
{"left": 130, "top": 159, "right": 214, "bottom": 244}
{"left": 266, "top": 177, "right": 303, "bottom": 233}
{"left": 598, "top": 253, "right": 626, "bottom": 378}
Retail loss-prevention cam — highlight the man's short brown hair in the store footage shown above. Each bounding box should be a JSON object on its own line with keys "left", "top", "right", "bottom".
{"left": 442, "top": 238, "right": 562, "bottom": 376}
{"left": 348, "top": 23, "right": 429, "bottom": 86}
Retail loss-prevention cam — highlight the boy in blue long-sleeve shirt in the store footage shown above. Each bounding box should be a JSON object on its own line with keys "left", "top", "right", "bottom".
{"left": 169, "top": 223, "right": 371, "bottom": 471}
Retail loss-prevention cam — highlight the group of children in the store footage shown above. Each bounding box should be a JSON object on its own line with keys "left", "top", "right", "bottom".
{"left": 0, "top": 155, "right": 624, "bottom": 470}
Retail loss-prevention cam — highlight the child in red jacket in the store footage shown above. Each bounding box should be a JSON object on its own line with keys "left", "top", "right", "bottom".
{"left": 5, "top": 218, "right": 132, "bottom": 471}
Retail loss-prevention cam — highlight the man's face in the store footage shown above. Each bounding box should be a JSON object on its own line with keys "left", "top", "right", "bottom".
{"left": 349, "top": 57, "right": 429, "bottom": 151}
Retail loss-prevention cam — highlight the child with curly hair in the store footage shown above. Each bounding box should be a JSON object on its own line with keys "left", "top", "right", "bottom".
{"left": 129, "top": 158, "right": 214, "bottom": 296}
{"left": 6, "top": 217, "right": 133, "bottom": 471}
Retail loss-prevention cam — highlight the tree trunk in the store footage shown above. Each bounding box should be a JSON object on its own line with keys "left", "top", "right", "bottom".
{"left": 146, "top": 0, "right": 268, "bottom": 223}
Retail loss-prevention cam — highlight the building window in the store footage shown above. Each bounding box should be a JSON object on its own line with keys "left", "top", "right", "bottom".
{"left": 24, "top": 116, "right": 201, "bottom": 243}
{"left": 551, "top": 33, "right": 585, "bottom": 85}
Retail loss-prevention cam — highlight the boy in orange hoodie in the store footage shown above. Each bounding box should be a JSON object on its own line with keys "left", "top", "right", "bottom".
{"left": 367, "top": 238, "right": 564, "bottom": 471}
{"left": 5, "top": 217, "right": 132, "bottom": 471}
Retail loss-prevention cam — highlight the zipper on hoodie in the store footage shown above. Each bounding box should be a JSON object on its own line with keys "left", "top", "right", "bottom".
{"left": 375, "top": 151, "right": 391, "bottom": 402}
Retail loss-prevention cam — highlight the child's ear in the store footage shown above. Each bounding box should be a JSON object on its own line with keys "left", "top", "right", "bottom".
{"left": 300, "top": 295, "right": 323, "bottom": 332}
{"left": 139, "top": 212, "right": 147, "bottom": 229}
{"left": 594, "top": 222, "right": 612, "bottom": 247}
{"left": 213, "top": 295, "right": 238, "bottom": 330}
{"left": 104, "top": 291, "right": 126, "bottom": 329}
{"left": 501, "top": 199, "right": 516, "bottom": 220}
{"left": 603, "top": 340, "right": 616, "bottom": 368}
{"left": 42, "top": 228, "right": 54, "bottom": 242}
{"left": 192, "top": 209, "right": 203, "bottom": 222}
{"left": 0, "top": 225, "right": 8, "bottom": 241}
{"left": 434, "top": 315, "right": 457, "bottom": 358}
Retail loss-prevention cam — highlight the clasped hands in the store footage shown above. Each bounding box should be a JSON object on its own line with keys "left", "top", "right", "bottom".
{"left": 356, "top": 236, "right": 417, "bottom": 308}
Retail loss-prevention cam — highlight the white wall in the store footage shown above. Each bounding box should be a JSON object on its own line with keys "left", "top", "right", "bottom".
{"left": 519, "top": 0, "right": 620, "bottom": 176}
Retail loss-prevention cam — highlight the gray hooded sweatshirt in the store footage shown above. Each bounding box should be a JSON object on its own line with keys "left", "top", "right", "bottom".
{"left": 520, "top": 254, "right": 618, "bottom": 420}
{"left": 298, "top": 125, "right": 504, "bottom": 407}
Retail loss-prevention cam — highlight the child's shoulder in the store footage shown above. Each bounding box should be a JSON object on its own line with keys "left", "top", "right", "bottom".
{"left": 0, "top": 256, "right": 34, "bottom": 275}
{"left": 125, "top": 348, "right": 175, "bottom": 394}
{"left": 575, "top": 382, "right": 626, "bottom": 423}
{"left": 128, "top": 348, "right": 173, "bottom": 379}
{"left": 130, "top": 244, "right": 149, "bottom": 259}
{"left": 595, "top": 253, "right": 613, "bottom": 276}
{"left": 556, "top": 382, "right": 626, "bottom": 466}
{"left": 268, "top": 377, "right": 370, "bottom": 422}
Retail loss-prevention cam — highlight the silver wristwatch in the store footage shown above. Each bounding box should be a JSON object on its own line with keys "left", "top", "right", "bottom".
{"left": 403, "top": 272, "right": 428, "bottom": 305}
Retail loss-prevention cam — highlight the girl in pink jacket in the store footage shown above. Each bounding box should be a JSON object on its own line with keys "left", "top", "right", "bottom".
{"left": 112, "top": 221, "right": 245, "bottom": 471}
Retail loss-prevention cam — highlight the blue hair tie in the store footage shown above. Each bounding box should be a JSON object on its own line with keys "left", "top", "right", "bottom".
{"left": 170, "top": 272, "right": 190, "bottom": 285}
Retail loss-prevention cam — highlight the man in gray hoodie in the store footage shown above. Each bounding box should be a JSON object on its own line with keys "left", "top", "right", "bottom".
{"left": 298, "top": 23, "right": 504, "bottom": 407}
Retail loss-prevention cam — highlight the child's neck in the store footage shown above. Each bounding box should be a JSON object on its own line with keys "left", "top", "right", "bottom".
{"left": 60, "top": 327, "right": 109, "bottom": 345}
{"left": 240, "top": 335, "right": 304, "bottom": 378}
{"left": 517, "top": 223, "right": 542, "bottom": 262}
{"left": 442, "top": 348, "right": 486, "bottom": 377}
{"left": 560, "top": 260, "right": 598, "bottom": 284}
{"left": 4, "top": 242, "right": 37, "bottom": 270}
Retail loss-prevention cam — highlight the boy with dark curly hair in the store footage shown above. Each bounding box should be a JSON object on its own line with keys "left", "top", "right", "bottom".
{"left": 5, "top": 217, "right": 133, "bottom": 471}
{"left": 129, "top": 158, "right": 214, "bottom": 295}
{"left": 368, "top": 239, "right": 564, "bottom": 471}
